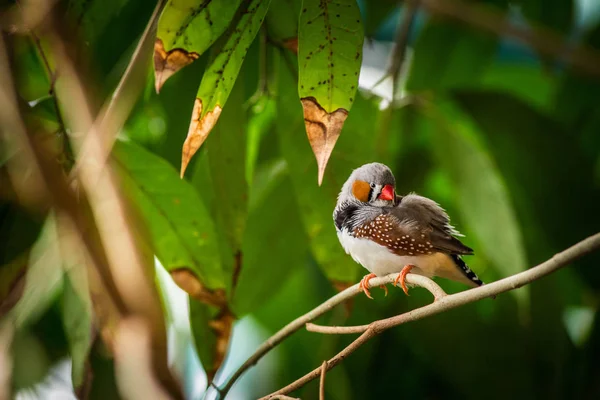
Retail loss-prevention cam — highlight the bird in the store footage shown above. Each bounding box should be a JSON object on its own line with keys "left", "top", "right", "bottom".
{"left": 333, "top": 162, "right": 484, "bottom": 298}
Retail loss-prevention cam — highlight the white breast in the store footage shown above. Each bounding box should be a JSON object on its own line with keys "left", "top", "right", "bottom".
{"left": 338, "top": 228, "right": 440, "bottom": 278}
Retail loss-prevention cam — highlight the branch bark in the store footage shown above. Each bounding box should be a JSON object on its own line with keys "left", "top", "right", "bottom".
{"left": 216, "top": 274, "right": 445, "bottom": 397}
{"left": 262, "top": 232, "right": 600, "bottom": 398}
{"left": 319, "top": 361, "right": 327, "bottom": 400}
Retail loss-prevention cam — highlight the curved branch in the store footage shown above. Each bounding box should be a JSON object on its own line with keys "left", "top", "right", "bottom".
{"left": 216, "top": 273, "right": 444, "bottom": 397}
{"left": 319, "top": 361, "right": 327, "bottom": 400}
{"left": 262, "top": 232, "right": 600, "bottom": 398}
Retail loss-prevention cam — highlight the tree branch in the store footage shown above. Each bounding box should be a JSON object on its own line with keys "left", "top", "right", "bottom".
{"left": 262, "top": 232, "right": 600, "bottom": 398}
{"left": 319, "top": 361, "right": 327, "bottom": 400}
{"left": 370, "top": 0, "right": 418, "bottom": 97}
{"left": 217, "top": 273, "right": 445, "bottom": 397}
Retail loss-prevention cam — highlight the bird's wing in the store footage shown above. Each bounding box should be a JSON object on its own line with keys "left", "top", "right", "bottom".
{"left": 386, "top": 194, "right": 474, "bottom": 255}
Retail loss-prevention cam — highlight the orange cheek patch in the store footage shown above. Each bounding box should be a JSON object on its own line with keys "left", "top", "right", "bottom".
{"left": 352, "top": 180, "right": 371, "bottom": 202}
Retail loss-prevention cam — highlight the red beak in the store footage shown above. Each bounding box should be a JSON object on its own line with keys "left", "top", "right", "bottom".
{"left": 379, "top": 184, "right": 395, "bottom": 201}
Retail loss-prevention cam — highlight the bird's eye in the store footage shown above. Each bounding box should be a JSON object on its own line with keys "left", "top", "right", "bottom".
{"left": 370, "top": 183, "right": 376, "bottom": 189}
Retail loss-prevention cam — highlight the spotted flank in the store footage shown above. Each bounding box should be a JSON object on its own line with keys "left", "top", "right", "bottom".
{"left": 353, "top": 214, "right": 433, "bottom": 257}
{"left": 450, "top": 254, "right": 484, "bottom": 286}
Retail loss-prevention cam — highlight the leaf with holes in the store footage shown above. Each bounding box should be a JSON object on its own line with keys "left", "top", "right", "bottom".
{"left": 154, "top": 0, "right": 244, "bottom": 91}
{"left": 113, "top": 139, "right": 225, "bottom": 292}
{"left": 180, "top": 0, "right": 271, "bottom": 177}
{"left": 298, "top": 0, "right": 364, "bottom": 185}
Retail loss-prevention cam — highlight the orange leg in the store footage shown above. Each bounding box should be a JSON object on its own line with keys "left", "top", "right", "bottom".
{"left": 393, "top": 265, "right": 415, "bottom": 296}
{"left": 358, "top": 273, "right": 377, "bottom": 299}
{"left": 358, "top": 273, "right": 389, "bottom": 298}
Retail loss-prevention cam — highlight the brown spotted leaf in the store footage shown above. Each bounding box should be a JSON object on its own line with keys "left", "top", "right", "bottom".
{"left": 179, "top": 0, "right": 271, "bottom": 177}
{"left": 181, "top": 100, "right": 222, "bottom": 178}
{"left": 153, "top": 39, "right": 199, "bottom": 93}
{"left": 154, "top": 0, "right": 243, "bottom": 91}
{"left": 298, "top": 0, "right": 364, "bottom": 184}
{"left": 301, "top": 97, "right": 348, "bottom": 185}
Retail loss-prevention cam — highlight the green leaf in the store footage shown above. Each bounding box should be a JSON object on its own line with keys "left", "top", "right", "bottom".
{"left": 297, "top": 0, "right": 363, "bottom": 112}
{"left": 276, "top": 61, "right": 378, "bottom": 282}
{"left": 154, "top": 0, "right": 244, "bottom": 89}
{"left": 363, "top": 0, "right": 397, "bottom": 36}
{"left": 10, "top": 215, "right": 63, "bottom": 329}
{"left": 517, "top": 0, "right": 574, "bottom": 34}
{"left": 189, "top": 299, "right": 233, "bottom": 382}
{"left": 157, "top": 0, "right": 243, "bottom": 56}
{"left": 420, "top": 99, "right": 528, "bottom": 303}
{"left": 406, "top": 19, "right": 498, "bottom": 91}
{"left": 11, "top": 36, "right": 50, "bottom": 102}
{"left": 265, "top": 0, "right": 301, "bottom": 41}
{"left": 180, "top": 0, "right": 271, "bottom": 176}
{"left": 201, "top": 81, "right": 248, "bottom": 260}
{"left": 67, "top": 0, "right": 130, "bottom": 44}
{"left": 232, "top": 160, "right": 308, "bottom": 315}
{"left": 477, "top": 64, "right": 557, "bottom": 112}
{"left": 113, "top": 139, "right": 225, "bottom": 290}
{"left": 62, "top": 271, "right": 92, "bottom": 389}
{"left": 246, "top": 95, "right": 277, "bottom": 184}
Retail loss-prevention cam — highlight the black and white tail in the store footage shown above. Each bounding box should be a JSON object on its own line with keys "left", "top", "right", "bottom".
{"left": 450, "top": 254, "right": 484, "bottom": 287}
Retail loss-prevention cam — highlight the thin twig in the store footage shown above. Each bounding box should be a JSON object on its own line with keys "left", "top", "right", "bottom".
{"left": 0, "top": 323, "right": 13, "bottom": 400}
{"left": 370, "top": 0, "right": 418, "bottom": 96}
{"left": 420, "top": 0, "right": 600, "bottom": 78}
{"left": 306, "top": 323, "right": 368, "bottom": 335}
{"left": 217, "top": 273, "right": 445, "bottom": 397}
{"left": 263, "top": 232, "right": 600, "bottom": 398}
{"left": 319, "top": 361, "right": 327, "bottom": 400}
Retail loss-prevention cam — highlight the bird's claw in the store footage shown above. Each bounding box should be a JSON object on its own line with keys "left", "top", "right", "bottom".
{"left": 358, "top": 274, "right": 389, "bottom": 298}
{"left": 358, "top": 273, "right": 377, "bottom": 299}
{"left": 393, "top": 265, "right": 415, "bottom": 296}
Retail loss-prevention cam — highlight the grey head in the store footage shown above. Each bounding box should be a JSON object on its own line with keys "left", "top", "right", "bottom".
{"left": 337, "top": 162, "right": 396, "bottom": 208}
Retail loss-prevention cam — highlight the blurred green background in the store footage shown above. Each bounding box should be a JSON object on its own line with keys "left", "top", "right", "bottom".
{"left": 2, "top": 0, "right": 600, "bottom": 399}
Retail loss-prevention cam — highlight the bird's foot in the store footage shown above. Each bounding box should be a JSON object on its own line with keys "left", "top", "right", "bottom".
{"left": 393, "top": 265, "right": 415, "bottom": 296}
{"left": 358, "top": 273, "right": 377, "bottom": 299}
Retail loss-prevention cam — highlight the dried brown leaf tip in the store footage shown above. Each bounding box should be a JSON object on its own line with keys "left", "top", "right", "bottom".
{"left": 153, "top": 38, "right": 199, "bottom": 93}
{"left": 180, "top": 99, "right": 222, "bottom": 178}
{"left": 207, "top": 308, "right": 235, "bottom": 382}
{"left": 170, "top": 268, "right": 227, "bottom": 308}
{"left": 301, "top": 97, "right": 348, "bottom": 185}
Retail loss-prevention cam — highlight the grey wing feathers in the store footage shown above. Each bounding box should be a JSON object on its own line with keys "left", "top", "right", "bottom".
{"left": 389, "top": 194, "right": 474, "bottom": 255}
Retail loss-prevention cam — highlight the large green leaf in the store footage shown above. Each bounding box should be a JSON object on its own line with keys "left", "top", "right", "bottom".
{"left": 362, "top": 0, "right": 398, "bottom": 36}
{"left": 476, "top": 64, "right": 557, "bottom": 112}
{"left": 66, "top": 0, "right": 130, "bottom": 44}
{"left": 62, "top": 271, "right": 92, "bottom": 389}
{"left": 113, "top": 140, "right": 225, "bottom": 290}
{"left": 154, "top": 0, "right": 244, "bottom": 89}
{"left": 298, "top": 0, "right": 363, "bottom": 112}
{"left": 199, "top": 80, "right": 248, "bottom": 265}
{"left": 180, "top": 0, "right": 271, "bottom": 176}
{"left": 189, "top": 298, "right": 234, "bottom": 383}
{"left": 276, "top": 60, "right": 378, "bottom": 282}
{"left": 406, "top": 19, "right": 498, "bottom": 91}
{"left": 297, "top": 0, "right": 364, "bottom": 184}
{"left": 456, "top": 90, "right": 600, "bottom": 287}
{"left": 420, "top": 99, "right": 528, "bottom": 303}
{"left": 231, "top": 160, "right": 308, "bottom": 315}
{"left": 10, "top": 215, "right": 63, "bottom": 329}
{"left": 265, "top": 0, "right": 301, "bottom": 42}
